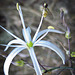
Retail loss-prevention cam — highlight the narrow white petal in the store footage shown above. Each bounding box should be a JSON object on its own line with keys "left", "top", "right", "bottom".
{"left": 28, "top": 47, "right": 42, "bottom": 75}
{"left": 26, "top": 27, "right": 31, "bottom": 34}
{"left": 0, "top": 25, "right": 26, "bottom": 43}
{"left": 4, "top": 39, "right": 26, "bottom": 51}
{"left": 4, "top": 47, "right": 26, "bottom": 75}
{"left": 0, "top": 44, "right": 24, "bottom": 47}
{"left": 33, "top": 29, "right": 64, "bottom": 43}
{"left": 0, "top": 25, "right": 20, "bottom": 39}
{"left": 34, "top": 40, "right": 65, "bottom": 64}
{"left": 22, "top": 27, "right": 31, "bottom": 42}
{"left": 26, "top": 27, "right": 31, "bottom": 41}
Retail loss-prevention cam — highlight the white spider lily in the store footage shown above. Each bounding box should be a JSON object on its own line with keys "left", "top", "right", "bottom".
{"left": 0, "top": 4, "right": 65, "bottom": 75}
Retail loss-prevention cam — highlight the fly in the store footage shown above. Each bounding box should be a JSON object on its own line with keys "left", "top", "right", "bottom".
{"left": 42, "top": 3, "right": 54, "bottom": 18}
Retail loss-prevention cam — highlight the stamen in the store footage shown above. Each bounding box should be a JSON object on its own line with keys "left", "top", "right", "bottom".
{"left": 16, "top": 3, "right": 19, "bottom": 11}
{"left": 43, "top": 9, "right": 48, "bottom": 17}
{"left": 48, "top": 26, "right": 55, "bottom": 29}
{"left": 16, "top": 3, "right": 30, "bottom": 43}
{"left": 32, "top": 10, "right": 44, "bottom": 42}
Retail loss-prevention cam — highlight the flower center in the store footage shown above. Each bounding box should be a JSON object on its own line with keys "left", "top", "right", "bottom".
{"left": 27, "top": 41, "right": 33, "bottom": 48}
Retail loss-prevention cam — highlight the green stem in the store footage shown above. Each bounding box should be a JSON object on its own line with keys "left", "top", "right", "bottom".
{"left": 44, "top": 66, "right": 74, "bottom": 73}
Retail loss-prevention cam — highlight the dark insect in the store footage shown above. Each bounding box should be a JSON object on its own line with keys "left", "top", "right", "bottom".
{"left": 43, "top": 3, "right": 48, "bottom": 8}
{"left": 42, "top": 3, "right": 54, "bottom": 18}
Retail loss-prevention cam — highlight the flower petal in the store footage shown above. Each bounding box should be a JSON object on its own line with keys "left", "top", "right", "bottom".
{"left": 4, "top": 39, "right": 26, "bottom": 51}
{"left": 4, "top": 47, "right": 26, "bottom": 75}
{"left": 34, "top": 40, "right": 65, "bottom": 64}
{"left": 0, "top": 25, "right": 19, "bottom": 39}
{"left": 28, "top": 47, "right": 42, "bottom": 75}
{"left": 0, "top": 44, "right": 24, "bottom": 47}
{"left": 22, "top": 27, "right": 31, "bottom": 42}
{"left": 26, "top": 27, "right": 31, "bottom": 41}
{"left": 26, "top": 27, "right": 31, "bottom": 34}
{"left": 33, "top": 29, "right": 64, "bottom": 43}
{"left": 0, "top": 25, "right": 26, "bottom": 44}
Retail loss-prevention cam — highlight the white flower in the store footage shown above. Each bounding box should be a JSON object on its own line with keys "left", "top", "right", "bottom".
{"left": 0, "top": 4, "right": 65, "bottom": 75}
